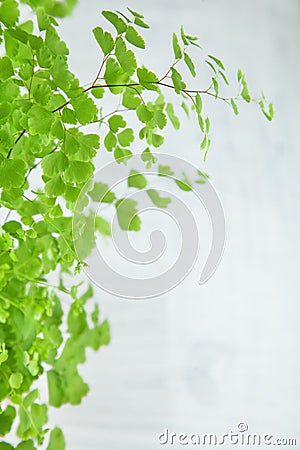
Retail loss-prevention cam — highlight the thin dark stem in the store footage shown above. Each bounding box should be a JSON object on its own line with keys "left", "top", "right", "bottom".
{"left": 184, "top": 91, "right": 197, "bottom": 109}
{"left": 28, "top": 54, "right": 35, "bottom": 101}
{"left": 159, "top": 57, "right": 181, "bottom": 83}
{"left": 6, "top": 129, "right": 26, "bottom": 159}
{"left": 91, "top": 81, "right": 224, "bottom": 96}
{"left": 78, "top": 108, "right": 130, "bottom": 129}
{"left": 90, "top": 54, "right": 110, "bottom": 88}
{"left": 52, "top": 100, "right": 70, "bottom": 113}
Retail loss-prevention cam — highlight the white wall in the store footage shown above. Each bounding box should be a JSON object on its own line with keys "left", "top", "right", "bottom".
{"left": 51, "top": 1, "right": 300, "bottom": 448}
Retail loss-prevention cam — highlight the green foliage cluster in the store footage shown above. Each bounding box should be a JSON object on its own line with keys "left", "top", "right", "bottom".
{"left": 0, "top": 0, "right": 273, "bottom": 447}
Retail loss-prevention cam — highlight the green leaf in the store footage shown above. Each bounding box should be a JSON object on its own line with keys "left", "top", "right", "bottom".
{"left": 117, "top": 128, "right": 134, "bottom": 147}
{"left": 95, "top": 216, "right": 111, "bottom": 237}
{"left": 65, "top": 161, "right": 94, "bottom": 184}
{"left": 51, "top": 119, "right": 64, "bottom": 139}
{"left": 147, "top": 189, "right": 171, "bottom": 208}
{"left": 91, "top": 87, "right": 104, "bottom": 99}
{"left": 17, "top": 440, "right": 36, "bottom": 449}
{"left": 0, "top": 102, "right": 11, "bottom": 119}
{"left": 23, "top": 390, "right": 39, "bottom": 408}
{"left": 108, "top": 115, "right": 126, "bottom": 133}
{"left": 172, "top": 33, "right": 182, "bottom": 59}
{"left": 195, "top": 93, "right": 202, "bottom": 114}
{"left": 115, "top": 198, "right": 141, "bottom": 231}
{"left": 183, "top": 52, "right": 196, "bottom": 77}
{"left": 122, "top": 89, "right": 141, "bottom": 109}
{"left": 104, "top": 131, "right": 117, "bottom": 151}
{"left": 37, "top": 44, "right": 52, "bottom": 68}
{"left": 269, "top": 102, "right": 274, "bottom": 119}
{"left": 181, "top": 101, "right": 190, "bottom": 118}
{"left": 151, "top": 133, "right": 164, "bottom": 148}
{"left": 31, "top": 82, "right": 51, "bottom": 105}
{"left": 200, "top": 135, "right": 207, "bottom": 150}
{"left": 127, "top": 7, "right": 144, "bottom": 18}
{"left": 180, "top": 25, "right": 188, "bottom": 45}
{"left": 205, "top": 60, "right": 217, "bottom": 74}
{"left": 137, "top": 66, "right": 158, "bottom": 91}
{"left": 158, "top": 165, "right": 174, "bottom": 177}
{"left": 175, "top": 175, "right": 193, "bottom": 191}
{"left": 45, "top": 176, "right": 65, "bottom": 197}
{"left": 0, "top": 344, "right": 8, "bottom": 366}
{"left": 230, "top": 98, "right": 239, "bottom": 115}
{"left": 208, "top": 54, "right": 225, "bottom": 70}
{"left": 154, "top": 110, "right": 167, "bottom": 130}
{"left": 198, "top": 114, "right": 205, "bottom": 132}
{"left": 45, "top": 28, "right": 68, "bottom": 56}
{"left": 71, "top": 94, "right": 97, "bottom": 125}
{"left": 204, "top": 139, "right": 211, "bottom": 161}
{"left": 47, "top": 370, "right": 65, "bottom": 407}
{"left": 114, "top": 147, "right": 132, "bottom": 164}
{"left": 104, "top": 58, "right": 129, "bottom": 94}
{"left": 213, "top": 78, "right": 219, "bottom": 97}
{"left": 47, "top": 0, "right": 77, "bottom": 17}
{"left": 134, "top": 17, "right": 149, "bottom": 29}
{"left": 205, "top": 117, "right": 210, "bottom": 133}
{"left": 71, "top": 131, "right": 100, "bottom": 161}
{"left": 28, "top": 35, "right": 43, "bottom": 51}
{"left": 237, "top": 68, "right": 243, "bottom": 82}
{"left": 115, "top": 10, "right": 131, "bottom": 23}
{"left": 93, "top": 27, "right": 114, "bottom": 56}
{"left": 115, "top": 38, "right": 137, "bottom": 76}
{"left": 128, "top": 169, "right": 147, "bottom": 189}
{"left": 64, "top": 185, "right": 80, "bottom": 203}
{"left": 136, "top": 104, "right": 154, "bottom": 123}
{"left": 0, "top": 406, "right": 16, "bottom": 436}
{"left": 64, "top": 129, "right": 79, "bottom": 155}
{"left": 241, "top": 82, "right": 251, "bottom": 103}
{"left": 0, "top": 57, "right": 14, "bottom": 81}
{"left": 47, "top": 427, "right": 65, "bottom": 450}
{"left": 0, "top": 159, "right": 27, "bottom": 189}
{"left": 0, "top": 0, "right": 19, "bottom": 27}
{"left": 9, "top": 373, "right": 23, "bottom": 389}
{"left": 171, "top": 68, "right": 186, "bottom": 94}
{"left": 18, "top": 19, "right": 33, "bottom": 33}
{"left": 36, "top": 7, "right": 51, "bottom": 31}
{"left": 7, "top": 28, "right": 28, "bottom": 44}
{"left": 0, "top": 443, "right": 14, "bottom": 450}
{"left": 125, "top": 26, "right": 145, "bottom": 49}
{"left": 187, "top": 37, "right": 201, "bottom": 48}
{"left": 219, "top": 71, "right": 229, "bottom": 85}
{"left": 166, "top": 103, "right": 180, "bottom": 130}
{"left": 259, "top": 99, "right": 274, "bottom": 121}
{"left": 18, "top": 402, "right": 47, "bottom": 440}
{"left": 42, "top": 152, "right": 68, "bottom": 177}
{"left": 53, "top": 365, "right": 89, "bottom": 406}
{"left": 141, "top": 147, "right": 157, "bottom": 168}
{"left": 28, "top": 105, "right": 54, "bottom": 135}
{"left": 184, "top": 33, "right": 197, "bottom": 42}
{"left": 101, "top": 10, "right": 127, "bottom": 34}
{"left": 88, "top": 182, "right": 116, "bottom": 203}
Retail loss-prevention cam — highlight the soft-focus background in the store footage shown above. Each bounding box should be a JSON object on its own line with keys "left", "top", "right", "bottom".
{"left": 50, "top": 0, "right": 300, "bottom": 448}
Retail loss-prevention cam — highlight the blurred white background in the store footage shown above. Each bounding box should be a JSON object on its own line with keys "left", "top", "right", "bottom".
{"left": 50, "top": 0, "right": 300, "bottom": 448}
